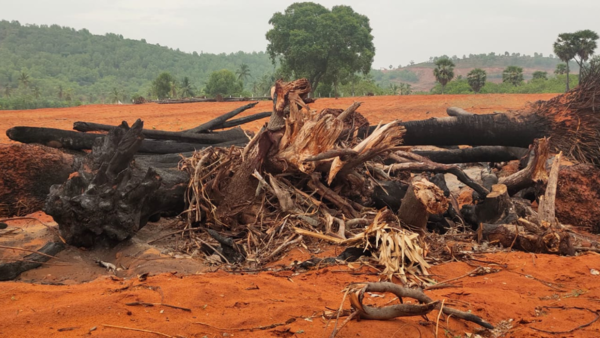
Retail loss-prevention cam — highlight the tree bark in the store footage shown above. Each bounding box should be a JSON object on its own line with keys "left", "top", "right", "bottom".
{"left": 397, "top": 178, "right": 448, "bottom": 232}
{"left": 73, "top": 121, "right": 248, "bottom": 144}
{"left": 7, "top": 126, "right": 246, "bottom": 154}
{"left": 183, "top": 102, "right": 258, "bottom": 133}
{"left": 364, "top": 113, "right": 549, "bottom": 147}
{"left": 43, "top": 120, "right": 188, "bottom": 247}
{"left": 446, "top": 107, "right": 475, "bottom": 117}
{"left": 475, "top": 184, "right": 513, "bottom": 224}
{"left": 413, "top": 146, "right": 528, "bottom": 164}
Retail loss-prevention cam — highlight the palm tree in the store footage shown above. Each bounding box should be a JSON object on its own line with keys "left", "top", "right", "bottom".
{"left": 32, "top": 85, "right": 41, "bottom": 99}
{"left": 554, "top": 33, "right": 577, "bottom": 91}
{"left": 433, "top": 58, "right": 455, "bottom": 94}
{"left": 502, "top": 66, "right": 524, "bottom": 86}
{"left": 467, "top": 68, "right": 487, "bottom": 93}
{"left": 110, "top": 88, "right": 120, "bottom": 103}
{"left": 236, "top": 64, "right": 251, "bottom": 83}
{"left": 19, "top": 71, "right": 30, "bottom": 88}
{"left": 180, "top": 77, "right": 195, "bottom": 98}
{"left": 571, "top": 30, "right": 599, "bottom": 82}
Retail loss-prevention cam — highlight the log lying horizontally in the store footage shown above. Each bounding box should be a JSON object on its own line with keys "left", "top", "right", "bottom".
{"left": 73, "top": 121, "right": 248, "bottom": 144}
{"left": 413, "top": 146, "right": 529, "bottom": 164}
{"left": 6, "top": 126, "right": 246, "bottom": 154}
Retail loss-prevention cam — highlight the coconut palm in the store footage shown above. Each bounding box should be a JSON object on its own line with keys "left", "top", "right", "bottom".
{"left": 433, "top": 58, "right": 455, "bottom": 94}
{"left": 180, "top": 77, "right": 195, "bottom": 98}
{"left": 236, "top": 64, "right": 251, "bottom": 83}
{"left": 19, "top": 71, "right": 30, "bottom": 88}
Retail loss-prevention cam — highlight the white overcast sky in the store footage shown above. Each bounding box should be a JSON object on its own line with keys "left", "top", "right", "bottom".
{"left": 1, "top": 0, "right": 599, "bottom": 68}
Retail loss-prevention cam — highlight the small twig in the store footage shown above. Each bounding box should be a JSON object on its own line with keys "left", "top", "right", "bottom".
{"left": 103, "top": 324, "right": 174, "bottom": 337}
{"left": 0, "top": 217, "right": 66, "bottom": 243}
{"left": 264, "top": 235, "right": 302, "bottom": 262}
{"left": 0, "top": 245, "right": 64, "bottom": 261}
{"left": 435, "top": 299, "right": 445, "bottom": 338}
{"left": 530, "top": 306, "right": 600, "bottom": 334}
{"left": 147, "top": 228, "right": 202, "bottom": 244}
{"left": 194, "top": 318, "right": 296, "bottom": 331}
{"left": 196, "top": 237, "right": 231, "bottom": 264}
{"left": 330, "top": 310, "right": 359, "bottom": 338}
{"left": 506, "top": 270, "right": 567, "bottom": 292}
{"left": 425, "top": 268, "right": 480, "bottom": 290}
{"left": 125, "top": 302, "right": 191, "bottom": 312}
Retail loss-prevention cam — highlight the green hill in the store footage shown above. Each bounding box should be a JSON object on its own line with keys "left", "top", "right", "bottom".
{"left": 0, "top": 20, "right": 276, "bottom": 109}
{"left": 0, "top": 20, "right": 580, "bottom": 109}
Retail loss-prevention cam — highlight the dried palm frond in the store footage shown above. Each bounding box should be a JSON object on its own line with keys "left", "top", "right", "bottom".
{"left": 360, "top": 209, "right": 430, "bottom": 284}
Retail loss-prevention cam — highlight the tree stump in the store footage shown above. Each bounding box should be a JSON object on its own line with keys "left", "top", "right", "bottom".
{"left": 44, "top": 120, "right": 188, "bottom": 247}
{"left": 398, "top": 178, "right": 448, "bottom": 232}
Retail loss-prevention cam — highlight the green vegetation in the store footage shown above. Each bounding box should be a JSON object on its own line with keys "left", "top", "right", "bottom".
{"left": 266, "top": 3, "right": 375, "bottom": 93}
{"left": 532, "top": 71, "right": 548, "bottom": 81}
{"left": 502, "top": 66, "right": 524, "bottom": 86}
{"left": 0, "top": 20, "right": 275, "bottom": 109}
{"left": 433, "top": 58, "right": 455, "bottom": 94}
{"left": 467, "top": 68, "right": 486, "bottom": 93}
{"left": 430, "top": 74, "right": 578, "bottom": 95}
{"left": 553, "top": 30, "right": 598, "bottom": 91}
{"left": 204, "top": 69, "right": 245, "bottom": 97}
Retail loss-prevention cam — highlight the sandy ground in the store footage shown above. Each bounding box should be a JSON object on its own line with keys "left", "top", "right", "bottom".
{"left": 5, "top": 93, "right": 600, "bottom": 337}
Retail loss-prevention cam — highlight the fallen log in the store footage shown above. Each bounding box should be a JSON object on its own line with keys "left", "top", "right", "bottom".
{"left": 413, "top": 146, "right": 528, "bottom": 164}
{"left": 183, "top": 102, "right": 258, "bottom": 133}
{"left": 73, "top": 121, "right": 248, "bottom": 144}
{"left": 7, "top": 126, "right": 246, "bottom": 154}
{"left": 446, "top": 107, "right": 475, "bottom": 117}
{"left": 44, "top": 120, "right": 188, "bottom": 247}
{"left": 216, "top": 112, "right": 271, "bottom": 130}
{"left": 362, "top": 114, "right": 549, "bottom": 147}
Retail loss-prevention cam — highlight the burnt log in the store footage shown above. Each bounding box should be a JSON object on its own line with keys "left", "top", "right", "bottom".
{"left": 364, "top": 113, "right": 549, "bottom": 147}
{"left": 7, "top": 126, "right": 246, "bottom": 154}
{"left": 44, "top": 119, "right": 188, "bottom": 247}
{"left": 413, "top": 146, "right": 528, "bottom": 164}
{"left": 74, "top": 121, "right": 248, "bottom": 143}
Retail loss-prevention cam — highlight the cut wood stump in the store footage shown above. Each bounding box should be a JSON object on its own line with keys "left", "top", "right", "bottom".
{"left": 398, "top": 178, "right": 448, "bottom": 232}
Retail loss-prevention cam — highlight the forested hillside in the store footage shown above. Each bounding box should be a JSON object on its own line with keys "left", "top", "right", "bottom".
{"left": 0, "top": 20, "right": 275, "bottom": 109}
{"left": 0, "top": 20, "right": 578, "bottom": 109}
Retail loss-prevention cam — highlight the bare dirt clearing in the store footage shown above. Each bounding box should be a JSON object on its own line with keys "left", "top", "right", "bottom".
{"left": 4, "top": 93, "right": 600, "bottom": 338}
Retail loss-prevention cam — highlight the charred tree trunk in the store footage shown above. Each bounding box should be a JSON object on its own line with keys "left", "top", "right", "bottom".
{"left": 73, "top": 121, "right": 248, "bottom": 144}
{"left": 413, "top": 146, "right": 528, "bottom": 164}
{"left": 364, "top": 113, "right": 550, "bottom": 147}
{"left": 7, "top": 126, "right": 246, "bottom": 154}
{"left": 43, "top": 120, "right": 188, "bottom": 247}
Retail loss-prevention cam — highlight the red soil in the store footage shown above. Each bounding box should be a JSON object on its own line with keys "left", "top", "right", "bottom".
{"left": 0, "top": 94, "right": 558, "bottom": 144}
{"left": 2, "top": 251, "right": 600, "bottom": 337}
{"left": 5, "top": 93, "right": 600, "bottom": 338}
